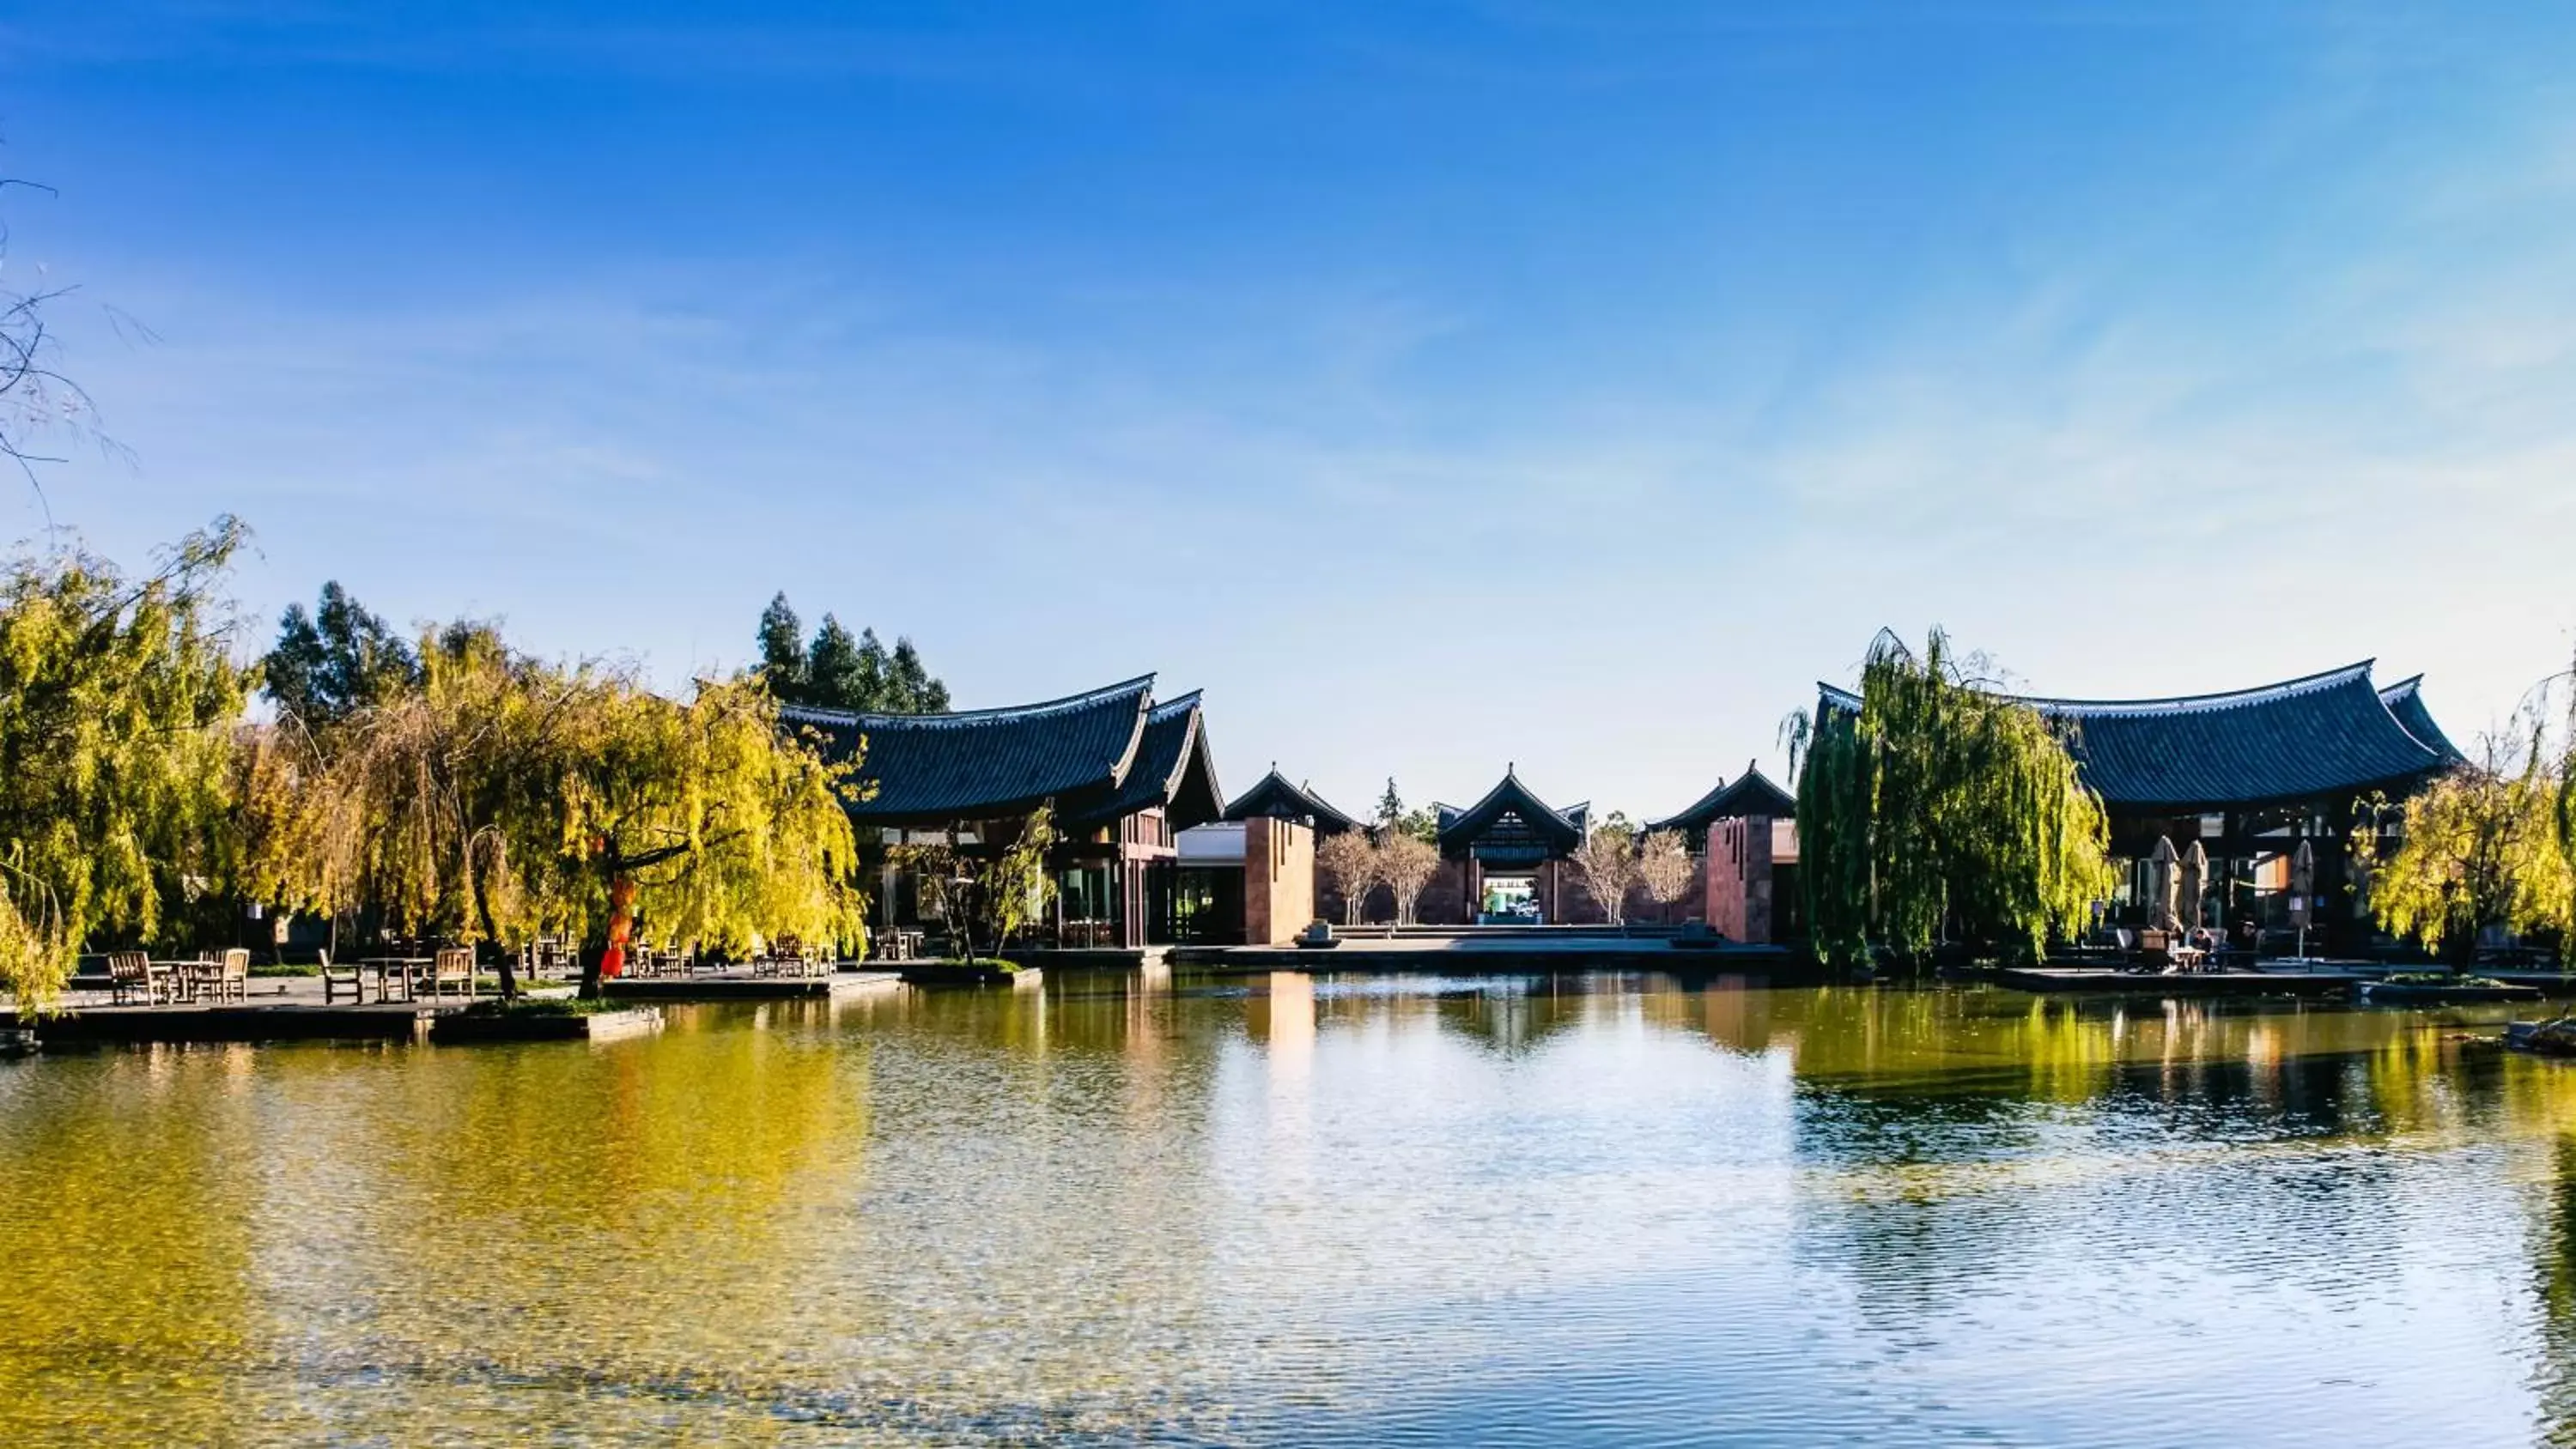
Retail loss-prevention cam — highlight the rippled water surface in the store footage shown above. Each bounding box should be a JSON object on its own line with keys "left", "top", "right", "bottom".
{"left": 8, "top": 972, "right": 2576, "bottom": 1446}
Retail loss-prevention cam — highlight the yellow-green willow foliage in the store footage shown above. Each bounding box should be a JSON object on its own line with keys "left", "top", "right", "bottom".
{"left": 250, "top": 622, "right": 869, "bottom": 995}
{"left": 2359, "top": 748, "right": 2573, "bottom": 963}
{"left": 980, "top": 804, "right": 1058, "bottom": 954}
{"left": 0, "top": 518, "right": 251, "bottom": 1009}
{"left": 1787, "top": 629, "right": 2112, "bottom": 968}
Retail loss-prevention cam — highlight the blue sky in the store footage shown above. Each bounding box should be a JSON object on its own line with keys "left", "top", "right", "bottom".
{"left": 6, "top": 1, "right": 2574, "bottom": 820}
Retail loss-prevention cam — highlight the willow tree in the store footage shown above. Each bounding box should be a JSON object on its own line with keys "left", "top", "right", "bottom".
{"left": 258, "top": 621, "right": 870, "bottom": 998}
{"left": 0, "top": 518, "right": 252, "bottom": 1009}
{"left": 2360, "top": 716, "right": 2573, "bottom": 963}
{"left": 977, "top": 805, "right": 1058, "bottom": 957}
{"left": 1787, "top": 629, "right": 2112, "bottom": 968}
{"left": 554, "top": 664, "right": 870, "bottom": 993}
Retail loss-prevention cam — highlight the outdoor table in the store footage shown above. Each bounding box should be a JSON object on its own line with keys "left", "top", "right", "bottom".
{"left": 361, "top": 956, "right": 433, "bottom": 1003}
{"left": 148, "top": 960, "right": 199, "bottom": 1003}
{"left": 2168, "top": 946, "right": 2208, "bottom": 973}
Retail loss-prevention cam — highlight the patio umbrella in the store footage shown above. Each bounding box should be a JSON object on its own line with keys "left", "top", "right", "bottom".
{"left": 2179, "top": 840, "right": 2208, "bottom": 937}
{"left": 2147, "top": 836, "right": 2179, "bottom": 932}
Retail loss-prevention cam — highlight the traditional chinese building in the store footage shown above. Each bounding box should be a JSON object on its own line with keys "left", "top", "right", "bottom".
{"left": 1222, "top": 768, "right": 1360, "bottom": 836}
{"left": 785, "top": 675, "right": 1223, "bottom": 950}
{"left": 1434, "top": 769, "right": 1593, "bottom": 924}
{"left": 1644, "top": 762, "right": 1800, "bottom": 943}
{"left": 1816, "top": 661, "right": 2460, "bottom": 955}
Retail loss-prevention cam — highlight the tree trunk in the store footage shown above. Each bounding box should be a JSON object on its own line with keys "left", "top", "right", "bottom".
{"left": 468, "top": 870, "right": 518, "bottom": 1001}
{"left": 580, "top": 872, "right": 638, "bottom": 999}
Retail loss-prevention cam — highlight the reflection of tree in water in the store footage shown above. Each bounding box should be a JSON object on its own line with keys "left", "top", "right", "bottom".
{"left": 1423, "top": 977, "right": 1593, "bottom": 1056}
{"left": 0, "top": 1046, "right": 265, "bottom": 1445}
{"left": 1785, "top": 996, "right": 2539, "bottom": 1367}
{"left": 2530, "top": 1137, "right": 2576, "bottom": 1443}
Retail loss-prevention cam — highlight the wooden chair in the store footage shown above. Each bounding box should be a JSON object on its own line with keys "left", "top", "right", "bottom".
{"left": 106, "top": 949, "right": 175, "bottom": 1006}
{"left": 754, "top": 935, "right": 799, "bottom": 978}
{"left": 190, "top": 948, "right": 250, "bottom": 1003}
{"left": 423, "top": 946, "right": 475, "bottom": 1001}
{"left": 2136, "top": 930, "right": 2173, "bottom": 973}
{"left": 319, "top": 949, "right": 365, "bottom": 1005}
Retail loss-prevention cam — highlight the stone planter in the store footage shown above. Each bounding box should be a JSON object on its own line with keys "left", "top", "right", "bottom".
{"left": 899, "top": 963, "right": 1040, "bottom": 988}
{"left": 429, "top": 1007, "right": 664, "bottom": 1044}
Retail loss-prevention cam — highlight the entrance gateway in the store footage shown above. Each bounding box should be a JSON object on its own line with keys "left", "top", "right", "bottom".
{"left": 1434, "top": 767, "right": 1589, "bottom": 926}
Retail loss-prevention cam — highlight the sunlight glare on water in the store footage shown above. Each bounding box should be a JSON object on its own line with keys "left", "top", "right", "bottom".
{"left": 3, "top": 972, "right": 2573, "bottom": 1446}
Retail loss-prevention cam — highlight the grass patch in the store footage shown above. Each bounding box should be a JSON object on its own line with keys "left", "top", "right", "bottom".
{"left": 457, "top": 997, "right": 624, "bottom": 1018}
{"left": 250, "top": 964, "right": 322, "bottom": 978}
{"left": 933, "top": 958, "right": 1022, "bottom": 973}
{"left": 2385, "top": 972, "right": 2511, "bottom": 989}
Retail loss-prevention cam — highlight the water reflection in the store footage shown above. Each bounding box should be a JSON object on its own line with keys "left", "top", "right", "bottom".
{"left": 3, "top": 976, "right": 2575, "bottom": 1445}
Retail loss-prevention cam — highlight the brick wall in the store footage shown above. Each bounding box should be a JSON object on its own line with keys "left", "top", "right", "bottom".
{"left": 1242, "top": 817, "right": 1315, "bottom": 945}
{"left": 1704, "top": 815, "right": 1776, "bottom": 943}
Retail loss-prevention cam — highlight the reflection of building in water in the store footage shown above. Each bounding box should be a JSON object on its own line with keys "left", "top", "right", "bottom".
{"left": 1262, "top": 971, "right": 1315, "bottom": 1069}
{"left": 1696, "top": 979, "right": 1777, "bottom": 1057}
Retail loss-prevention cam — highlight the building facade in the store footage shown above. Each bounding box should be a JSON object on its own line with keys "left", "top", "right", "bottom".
{"left": 786, "top": 674, "right": 1223, "bottom": 951}
{"left": 1814, "top": 661, "right": 2461, "bottom": 956}
{"left": 1644, "top": 763, "right": 1801, "bottom": 943}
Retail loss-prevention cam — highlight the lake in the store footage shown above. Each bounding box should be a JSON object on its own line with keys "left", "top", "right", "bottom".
{"left": 4, "top": 971, "right": 2573, "bottom": 1446}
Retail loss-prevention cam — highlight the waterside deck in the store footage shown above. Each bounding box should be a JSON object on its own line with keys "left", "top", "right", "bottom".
{"left": 9, "top": 967, "right": 906, "bottom": 1045}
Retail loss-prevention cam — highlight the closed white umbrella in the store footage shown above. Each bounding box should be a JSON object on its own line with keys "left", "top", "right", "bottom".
{"left": 2148, "top": 836, "right": 2179, "bottom": 933}
{"left": 2180, "top": 840, "right": 2208, "bottom": 937}
{"left": 2289, "top": 840, "right": 2316, "bottom": 957}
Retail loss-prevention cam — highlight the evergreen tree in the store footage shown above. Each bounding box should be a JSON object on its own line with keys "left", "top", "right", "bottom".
{"left": 750, "top": 594, "right": 950, "bottom": 714}
{"left": 1378, "top": 778, "right": 1405, "bottom": 828}
{"left": 890, "top": 636, "right": 949, "bottom": 712}
{"left": 855, "top": 627, "right": 892, "bottom": 711}
{"left": 756, "top": 592, "right": 808, "bottom": 702}
{"left": 805, "top": 615, "right": 865, "bottom": 711}
{"left": 264, "top": 581, "right": 419, "bottom": 728}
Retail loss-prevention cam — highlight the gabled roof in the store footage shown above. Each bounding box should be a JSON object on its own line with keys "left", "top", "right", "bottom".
{"left": 1435, "top": 769, "right": 1587, "bottom": 856}
{"left": 1814, "top": 660, "right": 2451, "bottom": 811}
{"left": 1223, "top": 767, "right": 1359, "bottom": 834}
{"left": 2378, "top": 676, "right": 2465, "bottom": 765}
{"left": 1647, "top": 761, "right": 1798, "bottom": 836}
{"left": 786, "top": 675, "right": 1153, "bottom": 827}
{"left": 1064, "top": 692, "right": 1225, "bottom": 830}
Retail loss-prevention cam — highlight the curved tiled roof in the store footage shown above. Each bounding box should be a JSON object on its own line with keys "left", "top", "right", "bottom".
{"left": 1814, "top": 662, "right": 2451, "bottom": 810}
{"left": 1647, "top": 761, "right": 1797, "bottom": 837}
{"left": 786, "top": 675, "right": 1152, "bottom": 827}
{"left": 2378, "top": 676, "right": 2464, "bottom": 765}
{"left": 1064, "top": 692, "right": 1224, "bottom": 830}
{"left": 1436, "top": 770, "right": 1588, "bottom": 856}
{"left": 1224, "top": 768, "right": 1359, "bottom": 834}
